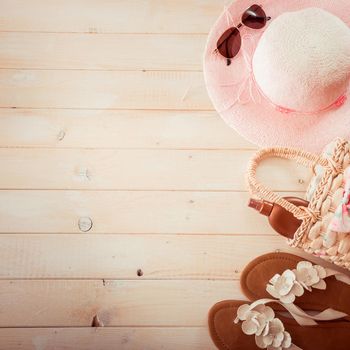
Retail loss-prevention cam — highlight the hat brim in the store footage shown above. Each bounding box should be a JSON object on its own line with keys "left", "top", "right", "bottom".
{"left": 203, "top": 0, "right": 350, "bottom": 152}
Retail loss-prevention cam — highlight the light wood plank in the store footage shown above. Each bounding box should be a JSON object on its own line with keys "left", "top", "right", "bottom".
{"left": 0, "top": 0, "right": 309, "bottom": 342}
{"left": 0, "top": 234, "right": 293, "bottom": 279}
{"left": 0, "top": 327, "right": 213, "bottom": 350}
{"left": 0, "top": 32, "right": 205, "bottom": 71}
{"left": 0, "top": 190, "right": 299, "bottom": 234}
{"left": 0, "top": 70, "right": 210, "bottom": 109}
{"left": 0, "top": 109, "right": 254, "bottom": 149}
{"left": 0, "top": 280, "right": 241, "bottom": 327}
{"left": 0, "top": 149, "right": 310, "bottom": 190}
{"left": 0, "top": 0, "right": 221, "bottom": 34}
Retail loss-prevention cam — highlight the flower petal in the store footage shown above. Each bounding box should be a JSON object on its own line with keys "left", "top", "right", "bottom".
{"left": 236, "top": 304, "right": 251, "bottom": 320}
{"left": 272, "top": 331, "right": 284, "bottom": 347}
{"left": 295, "top": 268, "right": 309, "bottom": 282}
{"left": 266, "top": 284, "right": 281, "bottom": 299}
{"left": 279, "top": 292, "right": 296, "bottom": 304}
{"left": 263, "top": 306, "right": 275, "bottom": 322}
{"left": 251, "top": 317, "right": 261, "bottom": 328}
{"left": 282, "top": 331, "right": 292, "bottom": 348}
{"left": 307, "top": 269, "right": 320, "bottom": 285}
{"left": 297, "top": 261, "right": 313, "bottom": 270}
{"left": 255, "top": 335, "right": 267, "bottom": 349}
{"left": 304, "top": 284, "right": 313, "bottom": 292}
{"left": 312, "top": 279, "right": 327, "bottom": 290}
{"left": 256, "top": 322, "right": 266, "bottom": 336}
{"left": 314, "top": 265, "right": 327, "bottom": 279}
{"left": 274, "top": 277, "right": 293, "bottom": 296}
{"left": 262, "top": 322, "right": 270, "bottom": 336}
{"left": 269, "top": 274, "right": 280, "bottom": 284}
{"left": 262, "top": 334, "right": 274, "bottom": 346}
{"left": 254, "top": 304, "right": 267, "bottom": 314}
{"left": 290, "top": 281, "right": 304, "bottom": 297}
{"left": 269, "top": 318, "right": 284, "bottom": 335}
{"left": 282, "top": 269, "right": 296, "bottom": 281}
{"left": 242, "top": 319, "right": 258, "bottom": 335}
{"left": 246, "top": 311, "right": 260, "bottom": 321}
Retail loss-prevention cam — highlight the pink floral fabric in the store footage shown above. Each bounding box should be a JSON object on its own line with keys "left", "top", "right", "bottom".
{"left": 329, "top": 166, "right": 350, "bottom": 232}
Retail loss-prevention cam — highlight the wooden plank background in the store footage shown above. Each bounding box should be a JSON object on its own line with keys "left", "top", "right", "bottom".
{"left": 0, "top": 1, "right": 311, "bottom": 349}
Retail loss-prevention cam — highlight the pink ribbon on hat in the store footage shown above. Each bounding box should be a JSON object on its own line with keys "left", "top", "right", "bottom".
{"left": 273, "top": 94, "right": 347, "bottom": 115}
{"left": 216, "top": 48, "right": 347, "bottom": 114}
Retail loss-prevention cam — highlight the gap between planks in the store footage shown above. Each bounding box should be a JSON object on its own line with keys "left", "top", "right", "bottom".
{"left": 0, "top": 279, "right": 245, "bottom": 327}
{"left": 0, "top": 109, "right": 255, "bottom": 149}
{"left": 0, "top": 32, "right": 207, "bottom": 71}
{"left": 0, "top": 190, "right": 303, "bottom": 234}
{"left": 0, "top": 0, "right": 223, "bottom": 34}
{"left": 0, "top": 69, "right": 211, "bottom": 110}
{"left": 0, "top": 148, "right": 310, "bottom": 190}
{"left": 0, "top": 233, "right": 298, "bottom": 279}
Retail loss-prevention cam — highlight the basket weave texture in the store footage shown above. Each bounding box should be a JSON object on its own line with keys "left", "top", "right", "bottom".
{"left": 247, "top": 138, "right": 350, "bottom": 270}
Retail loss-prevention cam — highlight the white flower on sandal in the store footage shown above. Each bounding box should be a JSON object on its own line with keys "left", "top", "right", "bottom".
{"left": 234, "top": 304, "right": 292, "bottom": 350}
{"left": 294, "top": 261, "right": 327, "bottom": 291}
{"left": 233, "top": 260, "right": 350, "bottom": 350}
{"left": 266, "top": 261, "right": 327, "bottom": 303}
{"left": 266, "top": 269, "right": 304, "bottom": 304}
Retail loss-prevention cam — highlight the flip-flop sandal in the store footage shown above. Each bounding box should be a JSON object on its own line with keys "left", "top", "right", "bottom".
{"left": 208, "top": 299, "right": 350, "bottom": 350}
{"left": 240, "top": 252, "right": 350, "bottom": 318}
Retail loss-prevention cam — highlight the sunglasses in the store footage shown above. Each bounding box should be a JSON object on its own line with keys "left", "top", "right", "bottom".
{"left": 216, "top": 4, "right": 271, "bottom": 65}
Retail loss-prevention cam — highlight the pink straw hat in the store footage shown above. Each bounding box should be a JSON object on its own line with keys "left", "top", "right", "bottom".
{"left": 204, "top": 0, "right": 350, "bottom": 152}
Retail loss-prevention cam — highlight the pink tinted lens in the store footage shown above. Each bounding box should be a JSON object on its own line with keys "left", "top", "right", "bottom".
{"left": 242, "top": 4, "right": 267, "bottom": 29}
{"left": 216, "top": 27, "right": 241, "bottom": 59}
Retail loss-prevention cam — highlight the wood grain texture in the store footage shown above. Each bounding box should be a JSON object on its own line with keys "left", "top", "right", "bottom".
{"left": 0, "top": 70, "right": 210, "bottom": 109}
{"left": 0, "top": 190, "right": 300, "bottom": 234}
{"left": 0, "top": 32, "right": 206, "bottom": 71}
{"left": 0, "top": 109, "right": 254, "bottom": 149}
{"left": 0, "top": 234, "right": 295, "bottom": 279}
{"left": 0, "top": 148, "right": 310, "bottom": 190}
{"left": 0, "top": 0, "right": 221, "bottom": 33}
{"left": 0, "top": 0, "right": 315, "bottom": 347}
{"left": 0, "top": 328, "right": 213, "bottom": 350}
{"left": 0, "top": 280, "right": 240, "bottom": 327}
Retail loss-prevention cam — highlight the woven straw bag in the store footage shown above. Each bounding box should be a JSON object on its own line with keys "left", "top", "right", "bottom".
{"left": 247, "top": 138, "right": 350, "bottom": 270}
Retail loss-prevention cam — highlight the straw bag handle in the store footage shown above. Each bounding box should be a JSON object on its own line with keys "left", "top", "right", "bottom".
{"left": 247, "top": 147, "right": 329, "bottom": 219}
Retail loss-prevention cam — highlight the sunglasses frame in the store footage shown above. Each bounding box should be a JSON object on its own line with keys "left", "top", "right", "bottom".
{"left": 215, "top": 4, "right": 271, "bottom": 66}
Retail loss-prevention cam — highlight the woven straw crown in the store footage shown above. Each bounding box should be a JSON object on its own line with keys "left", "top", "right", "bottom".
{"left": 252, "top": 8, "right": 350, "bottom": 113}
